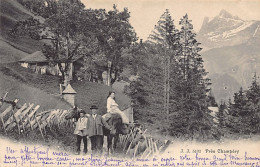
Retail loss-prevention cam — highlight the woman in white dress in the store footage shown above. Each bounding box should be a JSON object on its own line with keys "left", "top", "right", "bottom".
{"left": 106, "top": 91, "right": 129, "bottom": 124}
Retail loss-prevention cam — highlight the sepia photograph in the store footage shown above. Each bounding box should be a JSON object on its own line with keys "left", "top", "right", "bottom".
{"left": 0, "top": 0, "right": 260, "bottom": 166}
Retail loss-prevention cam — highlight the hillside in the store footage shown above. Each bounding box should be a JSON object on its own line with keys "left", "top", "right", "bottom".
{"left": 0, "top": 0, "right": 45, "bottom": 62}
{"left": 198, "top": 10, "right": 260, "bottom": 102}
{"left": 0, "top": 62, "right": 130, "bottom": 113}
{"left": 0, "top": 39, "right": 27, "bottom": 63}
{"left": 0, "top": 70, "right": 71, "bottom": 111}
{"left": 72, "top": 81, "right": 130, "bottom": 115}
{"left": 0, "top": 0, "right": 131, "bottom": 113}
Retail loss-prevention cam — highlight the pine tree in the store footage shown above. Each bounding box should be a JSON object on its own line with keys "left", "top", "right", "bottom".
{"left": 245, "top": 73, "right": 260, "bottom": 133}
{"left": 207, "top": 90, "right": 218, "bottom": 107}
{"left": 215, "top": 101, "right": 228, "bottom": 137}
{"left": 124, "top": 42, "right": 165, "bottom": 126}
{"left": 228, "top": 79, "right": 260, "bottom": 135}
{"left": 246, "top": 73, "right": 260, "bottom": 105}
{"left": 171, "top": 14, "right": 217, "bottom": 140}
{"left": 148, "top": 9, "right": 180, "bottom": 131}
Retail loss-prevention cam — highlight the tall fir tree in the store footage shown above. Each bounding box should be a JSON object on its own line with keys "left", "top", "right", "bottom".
{"left": 124, "top": 42, "right": 165, "bottom": 125}
{"left": 228, "top": 76, "right": 260, "bottom": 135}
{"left": 245, "top": 73, "right": 260, "bottom": 133}
{"left": 148, "top": 9, "right": 180, "bottom": 131}
{"left": 216, "top": 101, "right": 228, "bottom": 136}
{"left": 170, "top": 14, "right": 217, "bottom": 140}
{"left": 246, "top": 73, "right": 260, "bottom": 105}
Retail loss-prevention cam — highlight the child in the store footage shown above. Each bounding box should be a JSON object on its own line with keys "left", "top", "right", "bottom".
{"left": 74, "top": 110, "right": 88, "bottom": 155}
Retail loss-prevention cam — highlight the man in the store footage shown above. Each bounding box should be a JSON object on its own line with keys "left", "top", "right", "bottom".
{"left": 87, "top": 105, "right": 112, "bottom": 155}
{"left": 73, "top": 109, "right": 88, "bottom": 155}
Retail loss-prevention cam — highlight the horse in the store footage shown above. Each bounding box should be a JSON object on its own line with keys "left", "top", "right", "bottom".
{"left": 65, "top": 106, "right": 81, "bottom": 121}
{"left": 103, "top": 113, "right": 130, "bottom": 155}
{"left": 65, "top": 108, "right": 130, "bottom": 154}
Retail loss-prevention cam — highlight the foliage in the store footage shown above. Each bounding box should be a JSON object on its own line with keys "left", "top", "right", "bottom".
{"left": 126, "top": 11, "right": 218, "bottom": 141}
{"left": 95, "top": 5, "right": 137, "bottom": 84}
{"left": 124, "top": 42, "right": 164, "bottom": 125}
{"left": 11, "top": 1, "right": 136, "bottom": 84}
{"left": 226, "top": 74, "right": 260, "bottom": 135}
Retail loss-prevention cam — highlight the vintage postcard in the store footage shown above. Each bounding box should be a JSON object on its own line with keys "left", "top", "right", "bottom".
{"left": 0, "top": 0, "right": 260, "bottom": 166}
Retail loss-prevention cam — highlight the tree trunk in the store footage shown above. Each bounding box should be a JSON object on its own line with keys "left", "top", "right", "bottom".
{"left": 166, "top": 55, "right": 170, "bottom": 125}
{"left": 58, "top": 63, "right": 65, "bottom": 84}
{"left": 64, "top": 72, "right": 70, "bottom": 86}
{"left": 164, "top": 57, "right": 167, "bottom": 115}
{"left": 107, "top": 64, "right": 111, "bottom": 86}
{"left": 110, "top": 69, "right": 118, "bottom": 85}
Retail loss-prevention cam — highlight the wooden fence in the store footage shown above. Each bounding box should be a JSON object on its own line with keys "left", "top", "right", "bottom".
{"left": 0, "top": 92, "right": 170, "bottom": 158}
{"left": 117, "top": 127, "right": 171, "bottom": 158}
{"left": 0, "top": 92, "right": 70, "bottom": 139}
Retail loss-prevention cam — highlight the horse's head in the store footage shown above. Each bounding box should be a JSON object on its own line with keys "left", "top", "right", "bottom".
{"left": 107, "top": 114, "right": 130, "bottom": 135}
{"left": 65, "top": 107, "right": 80, "bottom": 121}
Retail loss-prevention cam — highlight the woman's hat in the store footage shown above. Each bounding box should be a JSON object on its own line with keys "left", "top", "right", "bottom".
{"left": 90, "top": 105, "right": 98, "bottom": 109}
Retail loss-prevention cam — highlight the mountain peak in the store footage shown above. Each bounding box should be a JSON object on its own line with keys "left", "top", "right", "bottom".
{"left": 218, "top": 9, "right": 241, "bottom": 20}
{"left": 197, "top": 9, "right": 260, "bottom": 48}
{"left": 219, "top": 9, "right": 233, "bottom": 18}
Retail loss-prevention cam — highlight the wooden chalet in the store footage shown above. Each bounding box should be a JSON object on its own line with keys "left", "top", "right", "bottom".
{"left": 18, "top": 51, "right": 84, "bottom": 81}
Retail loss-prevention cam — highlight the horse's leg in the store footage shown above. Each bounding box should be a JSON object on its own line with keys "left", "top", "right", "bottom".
{"left": 107, "top": 135, "right": 113, "bottom": 155}
{"left": 113, "top": 134, "right": 119, "bottom": 152}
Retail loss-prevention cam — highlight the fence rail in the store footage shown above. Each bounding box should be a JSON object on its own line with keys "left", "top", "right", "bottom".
{"left": 0, "top": 92, "right": 70, "bottom": 139}
{"left": 0, "top": 92, "right": 170, "bottom": 158}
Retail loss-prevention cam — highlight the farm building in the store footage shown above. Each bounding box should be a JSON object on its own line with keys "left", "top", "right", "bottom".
{"left": 18, "top": 51, "right": 84, "bottom": 81}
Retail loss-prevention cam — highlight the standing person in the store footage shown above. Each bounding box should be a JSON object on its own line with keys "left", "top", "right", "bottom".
{"left": 87, "top": 105, "right": 112, "bottom": 155}
{"left": 106, "top": 91, "right": 129, "bottom": 124}
{"left": 73, "top": 109, "right": 88, "bottom": 155}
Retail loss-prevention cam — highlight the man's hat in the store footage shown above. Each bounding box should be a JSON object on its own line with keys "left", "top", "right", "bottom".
{"left": 90, "top": 105, "right": 98, "bottom": 109}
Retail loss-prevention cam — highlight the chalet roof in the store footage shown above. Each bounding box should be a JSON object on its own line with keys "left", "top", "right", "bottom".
{"left": 62, "top": 84, "right": 77, "bottom": 94}
{"left": 19, "top": 51, "right": 48, "bottom": 63}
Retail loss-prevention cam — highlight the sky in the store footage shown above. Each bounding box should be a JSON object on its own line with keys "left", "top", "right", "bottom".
{"left": 82, "top": 0, "right": 260, "bottom": 40}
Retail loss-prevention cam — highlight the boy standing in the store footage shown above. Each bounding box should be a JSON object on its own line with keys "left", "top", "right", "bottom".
{"left": 74, "top": 110, "right": 88, "bottom": 155}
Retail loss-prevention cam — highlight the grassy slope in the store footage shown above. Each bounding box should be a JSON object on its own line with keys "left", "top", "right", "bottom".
{"left": 0, "top": 0, "right": 70, "bottom": 111}
{"left": 1, "top": 63, "right": 130, "bottom": 114}
{"left": 0, "top": 71, "right": 71, "bottom": 111}
{"left": 0, "top": 0, "right": 45, "bottom": 57}
{"left": 0, "top": 40, "right": 27, "bottom": 63}
{"left": 0, "top": 0, "right": 130, "bottom": 114}
{"left": 72, "top": 81, "right": 130, "bottom": 115}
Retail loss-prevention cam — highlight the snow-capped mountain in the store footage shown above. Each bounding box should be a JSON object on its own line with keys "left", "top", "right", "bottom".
{"left": 197, "top": 9, "right": 260, "bottom": 48}
{"left": 198, "top": 10, "right": 260, "bottom": 103}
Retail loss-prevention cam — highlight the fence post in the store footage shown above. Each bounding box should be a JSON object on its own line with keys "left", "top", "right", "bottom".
{"left": 0, "top": 116, "right": 6, "bottom": 133}
{"left": 0, "top": 99, "right": 19, "bottom": 133}
{"left": 35, "top": 115, "right": 45, "bottom": 140}
{"left": 11, "top": 106, "right": 20, "bottom": 134}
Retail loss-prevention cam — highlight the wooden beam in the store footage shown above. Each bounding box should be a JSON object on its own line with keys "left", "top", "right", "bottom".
{"left": 36, "top": 115, "right": 45, "bottom": 140}
{"left": 133, "top": 142, "right": 140, "bottom": 159}
{"left": 6, "top": 104, "right": 34, "bottom": 131}
{"left": 23, "top": 105, "right": 40, "bottom": 127}
{"left": 35, "top": 110, "right": 52, "bottom": 117}
{"left": 0, "top": 99, "right": 19, "bottom": 118}
{"left": 39, "top": 113, "right": 51, "bottom": 133}
{"left": 0, "top": 116, "right": 6, "bottom": 133}
{"left": 4, "top": 103, "right": 26, "bottom": 129}
{"left": 46, "top": 110, "right": 58, "bottom": 123}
